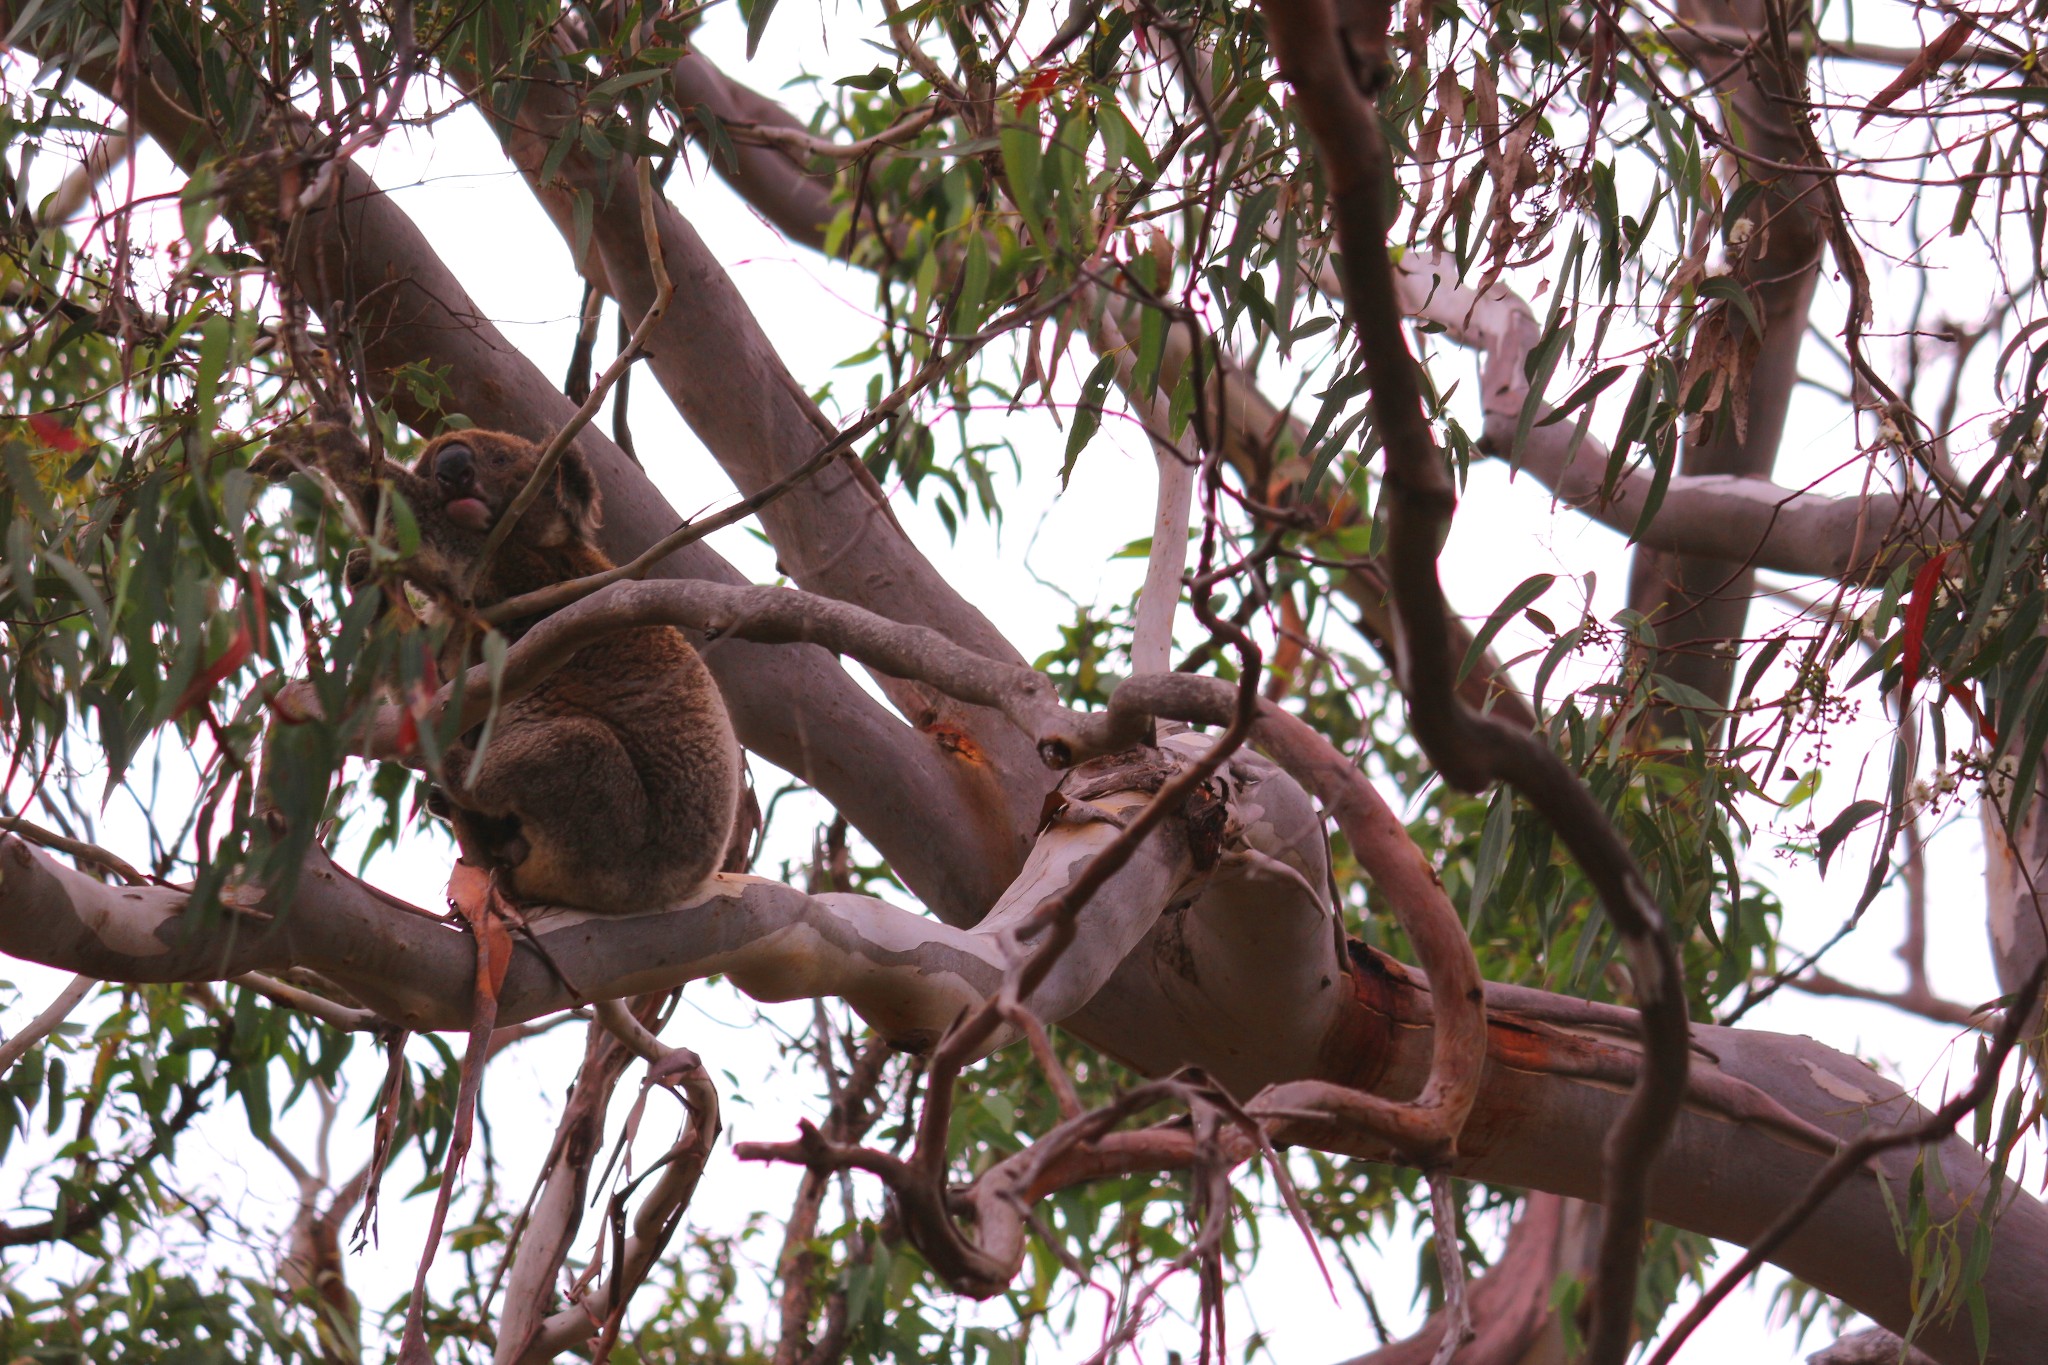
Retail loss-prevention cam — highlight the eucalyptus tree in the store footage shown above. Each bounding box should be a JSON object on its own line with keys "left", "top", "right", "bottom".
{"left": 3, "top": 0, "right": 2046, "bottom": 1362}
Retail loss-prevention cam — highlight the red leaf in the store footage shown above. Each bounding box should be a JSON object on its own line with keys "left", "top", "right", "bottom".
{"left": 1858, "top": 16, "right": 1974, "bottom": 129}
{"left": 1946, "top": 682, "right": 1999, "bottom": 744}
{"left": 170, "top": 622, "right": 254, "bottom": 719}
{"left": 1015, "top": 66, "right": 1062, "bottom": 111}
{"left": 1900, "top": 547, "right": 1952, "bottom": 699}
{"left": 26, "top": 412, "right": 83, "bottom": 452}
{"left": 169, "top": 579, "right": 268, "bottom": 720}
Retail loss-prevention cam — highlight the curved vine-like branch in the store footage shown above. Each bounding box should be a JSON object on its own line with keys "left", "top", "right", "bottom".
{"left": 1253, "top": 5, "right": 1690, "bottom": 1361}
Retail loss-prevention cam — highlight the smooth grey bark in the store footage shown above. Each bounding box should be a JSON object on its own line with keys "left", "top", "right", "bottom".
{"left": 1307, "top": 971, "right": 2048, "bottom": 1365}
{"left": 1625, "top": 0, "right": 1829, "bottom": 715}
{"left": 6, "top": 826, "right": 2037, "bottom": 1365}
{"left": 1391, "top": 250, "right": 1960, "bottom": 580}
{"left": 1986, "top": 764, "right": 2048, "bottom": 1004}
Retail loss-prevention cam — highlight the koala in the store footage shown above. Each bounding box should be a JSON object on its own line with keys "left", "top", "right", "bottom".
{"left": 260, "top": 422, "right": 742, "bottom": 916}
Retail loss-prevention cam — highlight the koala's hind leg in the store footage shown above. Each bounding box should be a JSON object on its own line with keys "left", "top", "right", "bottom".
{"left": 441, "top": 713, "right": 656, "bottom": 914}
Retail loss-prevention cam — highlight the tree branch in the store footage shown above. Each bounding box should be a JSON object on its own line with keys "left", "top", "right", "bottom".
{"left": 0, "top": 973, "right": 96, "bottom": 1076}
{"left": 1643, "top": 963, "right": 2045, "bottom": 1365}
{"left": 1385, "top": 249, "right": 1962, "bottom": 581}
{"left": 1255, "top": 6, "right": 1690, "bottom": 1361}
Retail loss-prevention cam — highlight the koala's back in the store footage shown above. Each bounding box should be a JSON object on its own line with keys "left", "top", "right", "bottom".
{"left": 479, "top": 624, "right": 741, "bottom": 915}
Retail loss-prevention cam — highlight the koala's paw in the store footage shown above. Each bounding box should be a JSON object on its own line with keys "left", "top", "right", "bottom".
{"left": 248, "top": 429, "right": 314, "bottom": 482}
{"left": 250, "top": 419, "right": 366, "bottom": 482}
{"left": 343, "top": 547, "right": 375, "bottom": 591}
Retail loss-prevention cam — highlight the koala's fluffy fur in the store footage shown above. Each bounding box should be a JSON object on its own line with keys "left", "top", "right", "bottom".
{"left": 269, "top": 423, "right": 741, "bottom": 915}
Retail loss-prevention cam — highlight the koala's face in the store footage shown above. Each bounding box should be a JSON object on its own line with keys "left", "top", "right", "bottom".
{"left": 413, "top": 431, "right": 603, "bottom": 547}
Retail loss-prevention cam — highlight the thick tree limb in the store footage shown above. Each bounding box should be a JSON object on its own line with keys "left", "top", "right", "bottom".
{"left": 1624, "top": 0, "right": 1828, "bottom": 716}
{"left": 456, "top": 53, "right": 1056, "bottom": 879}
{"left": 1047, "top": 952, "right": 2048, "bottom": 1365}
{"left": 7, "top": 823, "right": 2046, "bottom": 1360}
{"left": 1388, "top": 250, "right": 1962, "bottom": 581}
{"left": 276, "top": 573, "right": 1476, "bottom": 1152}
{"left": 1643, "top": 963, "right": 2044, "bottom": 1365}
{"left": 1986, "top": 762, "right": 2048, "bottom": 1027}
{"left": 667, "top": 46, "right": 1538, "bottom": 727}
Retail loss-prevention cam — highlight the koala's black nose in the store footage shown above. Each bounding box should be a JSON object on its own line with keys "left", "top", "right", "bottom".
{"left": 433, "top": 443, "right": 476, "bottom": 492}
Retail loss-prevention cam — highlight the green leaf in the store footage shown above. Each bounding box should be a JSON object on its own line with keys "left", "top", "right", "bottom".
{"left": 1698, "top": 273, "right": 1762, "bottom": 338}
{"left": 836, "top": 66, "right": 894, "bottom": 90}
{"left": 1458, "top": 574, "right": 1555, "bottom": 685}
{"left": 591, "top": 68, "right": 670, "bottom": 99}
{"left": 1061, "top": 356, "right": 1117, "bottom": 488}
{"left": 1535, "top": 365, "right": 1624, "bottom": 427}
{"left": 744, "top": 0, "right": 782, "bottom": 58}
{"left": 1816, "top": 799, "right": 1885, "bottom": 875}
{"left": 1467, "top": 792, "right": 1513, "bottom": 930}
{"left": 389, "top": 488, "right": 421, "bottom": 557}
{"left": 1000, "top": 121, "right": 1046, "bottom": 231}
{"left": 1734, "top": 636, "right": 1787, "bottom": 707}
{"left": 1533, "top": 624, "right": 1587, "bottom": 715}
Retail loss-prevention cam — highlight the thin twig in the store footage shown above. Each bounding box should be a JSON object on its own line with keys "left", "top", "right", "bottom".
{"left": 231, "top": 972, "right": 387, "bottom": 1032}
{"left": 1426, "top": 1173, "right": 1473, "bottom": 1365}
{"left": 0, "top": 814, "right": 148, "bottom": 884}
{"left": 0, "top": 974, "right": 96, "bottom": 1076}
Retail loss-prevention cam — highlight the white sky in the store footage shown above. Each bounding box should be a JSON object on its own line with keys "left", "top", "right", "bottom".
{"left": 1, "top": 2, "right": 2029, "bottom": 1361}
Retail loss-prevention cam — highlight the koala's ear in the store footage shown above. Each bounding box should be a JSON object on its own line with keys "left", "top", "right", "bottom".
{"left": 555, "top": 448, "right": 604, "bottom": 539}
